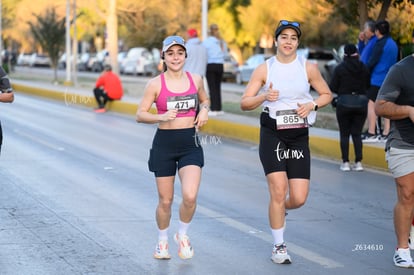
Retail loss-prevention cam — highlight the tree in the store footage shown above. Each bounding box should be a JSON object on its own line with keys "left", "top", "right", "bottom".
{"left": 212, "top": 0, "right": 251, "bottom": 31}
{"left": 325, "top": 0, "right": 414, "bottom": 48}
{"left": 326, "top": 0, "right": 414, "bottom": 28}
{"left": 28, "top": 7, "right": 66, "bottom": 83}
{"left": 1, "top": 0, "right": 23, "bottom": 54}
{"left": 118, "top": 0, "right": 203, "bottom": 50}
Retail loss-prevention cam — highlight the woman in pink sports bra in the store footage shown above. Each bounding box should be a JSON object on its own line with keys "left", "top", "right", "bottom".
{"left": 136, "top": 35, "right": 209, "bottom": 260}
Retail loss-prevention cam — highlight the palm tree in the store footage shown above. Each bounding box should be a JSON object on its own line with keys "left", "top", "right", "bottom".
{"left": 28, "top": 7, "right": 66, "bottom": 83}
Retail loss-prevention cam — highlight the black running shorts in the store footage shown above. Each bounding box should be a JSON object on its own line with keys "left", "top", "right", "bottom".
{"left": 259, "top": 112, "right": 311, "bottom": 179}
{"left": 148, "top": 127, "right": 204, "bottom": 177}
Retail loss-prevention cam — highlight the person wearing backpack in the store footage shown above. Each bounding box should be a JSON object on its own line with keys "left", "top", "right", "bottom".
{"left": 329, "top": 44, "right": 370, "bottom": 171}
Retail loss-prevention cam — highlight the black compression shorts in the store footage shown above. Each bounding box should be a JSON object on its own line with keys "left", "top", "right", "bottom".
{"left": 259, "top": 112, "right": 311, "bottom": 179}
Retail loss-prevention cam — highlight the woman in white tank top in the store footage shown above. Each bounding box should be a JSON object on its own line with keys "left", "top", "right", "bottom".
{"left": 241, "top": 20, "right": 333, "bottom": 265}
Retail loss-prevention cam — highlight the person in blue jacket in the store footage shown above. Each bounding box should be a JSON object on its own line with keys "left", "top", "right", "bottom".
{"left": 358, "top": 20, "right": 377, "bottom": 65}
{"left": 362, "top": 20, "right": 398, "bottom": 143}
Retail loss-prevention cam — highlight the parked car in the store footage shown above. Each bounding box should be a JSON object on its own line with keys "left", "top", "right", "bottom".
{"left": 235, "top": 54, "right": 271, "bottom": 84}
{"left": 120, "top": 47, "right": 157, "bottom": 76}
{"left": 88, "top": 50, "right": 109, "bottom": 72}
{"left": 324, "top": 45, "right": 346, "bottom": 81}
{"left": 77, "top": 53, "right": 91, "bottom": 71}
{"left": 58, "top": 53, "right": 84, "bottom": 70}
{"left": 17, "top": 52, "right": 33, "bottom": 66}
{"left": 28, "top": 53, "right": 51, "bottom": 67}
{"left": 297, "top": 47, "right": 336, "bottom": 83}
{"left": 222, "top": 53, "right": 238, "bottom": 82}
{"left": 118, "top": 51, "right": 127, "bottom": 64}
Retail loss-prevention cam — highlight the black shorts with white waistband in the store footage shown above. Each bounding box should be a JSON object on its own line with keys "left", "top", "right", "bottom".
{"left": 259, "top": 112, "right": 310, "bottom": 179}
{"left": 148, "top": 127, "right": 204, "bottom": 177}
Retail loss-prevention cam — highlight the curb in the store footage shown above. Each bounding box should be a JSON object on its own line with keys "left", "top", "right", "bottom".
{"left": 12, "top": 82, "right": 388, "bottom": 171}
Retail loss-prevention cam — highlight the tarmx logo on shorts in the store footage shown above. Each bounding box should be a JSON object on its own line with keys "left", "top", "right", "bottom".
{"left": 274, "top": 142, "right": 304, "bottom": 161}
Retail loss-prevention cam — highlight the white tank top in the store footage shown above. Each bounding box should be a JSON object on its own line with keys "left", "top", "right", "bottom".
{"left": 262, "top": 55, "right": 317, "bottom": 125}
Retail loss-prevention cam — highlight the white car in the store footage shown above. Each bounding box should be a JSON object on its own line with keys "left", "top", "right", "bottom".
{"left": 28, "top": 53, "right": 51, "bottom": 67}
{"left": 297, "top": 48, "right": 335, "bottom": 83}
{"left": 17, "top": 52, "right": 34, "bottom": 66}
{"left": 223, "top": 54, "right": 238, "bottom": 82}
{"left": 120, "top": 47, "right": 157, "bottom": 76}
{"left": 87, "top": 50, "right": 109, "bottom": 72}
{"left": 236, "top": 54, "right": 271, "bottom": 84}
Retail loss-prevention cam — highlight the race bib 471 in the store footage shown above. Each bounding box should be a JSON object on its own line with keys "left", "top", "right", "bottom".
{"left": 167, "top": 94, "right": 197, "bottom": 113}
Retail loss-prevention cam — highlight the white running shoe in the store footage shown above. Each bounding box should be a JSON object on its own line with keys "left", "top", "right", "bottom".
{"left": 393, "top": 248, "right": 414, "bottom": 268}
{"left": 174, "top": 233, "right": 194, "bottom": 259}
{"left": 271, "top": 242, "right": 292, "bottom": 264}
{"left": 340, "top": 162, "right": 351, "bottom": 171}
{"left": 153, "top": 240, "right": 171, "bottom": 260}
{"left": 362, "top": 134, "right": 380, "bottom": 143}
{"left": 353, "top": 162, "right": 364, "bottom": 171}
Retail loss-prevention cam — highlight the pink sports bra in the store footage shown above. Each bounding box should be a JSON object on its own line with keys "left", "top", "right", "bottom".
{"left": 156, "top": 72, "right": 198, "bottom": 118}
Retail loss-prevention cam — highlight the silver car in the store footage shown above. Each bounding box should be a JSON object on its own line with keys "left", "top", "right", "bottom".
{"left": 120, "top": 47, "right": 157, "bottom": 76}
{"left": 222, "top": 54, "right": 238, "bottom": 82}
{"left": 235, "top": 54, "right": 271, "bottom": 84}
{"left": 297, "top": 48, "right": 335, "bottom": 83}
{"left": 28, "top": 53, "right": 51, "bottom": 67}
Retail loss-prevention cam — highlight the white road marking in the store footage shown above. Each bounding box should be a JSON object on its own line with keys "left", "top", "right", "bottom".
{"left": 181, "top": 197, "right": 344, "bottom": 268}
{"left": 14, "top": 129, "right": 65, "bottom": 151}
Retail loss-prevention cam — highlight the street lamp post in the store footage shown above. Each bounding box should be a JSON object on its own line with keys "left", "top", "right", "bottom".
{"left": 72, "top": 0, "right": 77, "bottom": 86}
{"left": 107, "top": 0, "right": 118, "bottom": 73}
{"left": 65, "top": 0, "right": 72, "bottom": 85}
{"left": 202, "top": 0, "right": 208, "bottom": 40}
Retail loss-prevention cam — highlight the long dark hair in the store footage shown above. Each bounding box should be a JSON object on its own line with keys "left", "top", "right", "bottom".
{"left": 343, "top": 44, "right": 358, "bottom": 60}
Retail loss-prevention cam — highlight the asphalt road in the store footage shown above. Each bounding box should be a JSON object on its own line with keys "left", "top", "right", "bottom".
{"left": 0, "top": 92, "right": 411, "bottom": 274}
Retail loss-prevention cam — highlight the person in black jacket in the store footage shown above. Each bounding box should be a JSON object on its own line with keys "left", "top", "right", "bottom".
{"left": 329, "top": 44, "right": 370, "bottom": 171}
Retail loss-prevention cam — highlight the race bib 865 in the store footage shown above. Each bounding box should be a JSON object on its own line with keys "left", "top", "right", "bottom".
{"left": 275, "top": 109, "right": 308, "bottom": 130}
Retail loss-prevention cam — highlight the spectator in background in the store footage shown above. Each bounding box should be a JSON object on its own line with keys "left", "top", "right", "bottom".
{"left": 0, "top": 66, "right": 14, "bottom": 155}
{"left": 329, "top": 44, "right": 370, "bottom": 172}
{"left": 362, "top": 20, "right": 398, "bottom": 142}
{"left": 93, "top": 64, "right": 123, "bottom": 113}
{"left": 184, "top": 28, "right": 207, "bottom": 77}
{"left": 358, "top": 20, "right": 377, "bottom": 65}
{"left": 203, "top": 23, "right": 228, "bottom": 116}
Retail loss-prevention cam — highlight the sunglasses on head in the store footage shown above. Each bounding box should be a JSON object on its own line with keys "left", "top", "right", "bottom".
{"left": 163, "top": 36, "right": 185, "bottom": 47}
{"left": 278, "top": 20, "right": 300, "bottom": 28}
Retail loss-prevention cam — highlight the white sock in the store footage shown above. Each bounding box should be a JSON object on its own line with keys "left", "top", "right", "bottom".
{"left": 272, "top": 228, "right": 284, "bottom": 245}
{"left": 178, "top": 220, "right": 190, "bottom": 236}
{"left": 158, "top": 227, "right": 168, "bottom": 241}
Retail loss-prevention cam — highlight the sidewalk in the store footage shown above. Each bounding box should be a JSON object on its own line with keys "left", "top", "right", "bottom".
{"left": 10, "top": 77, "right": 388, "bottom": 171}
